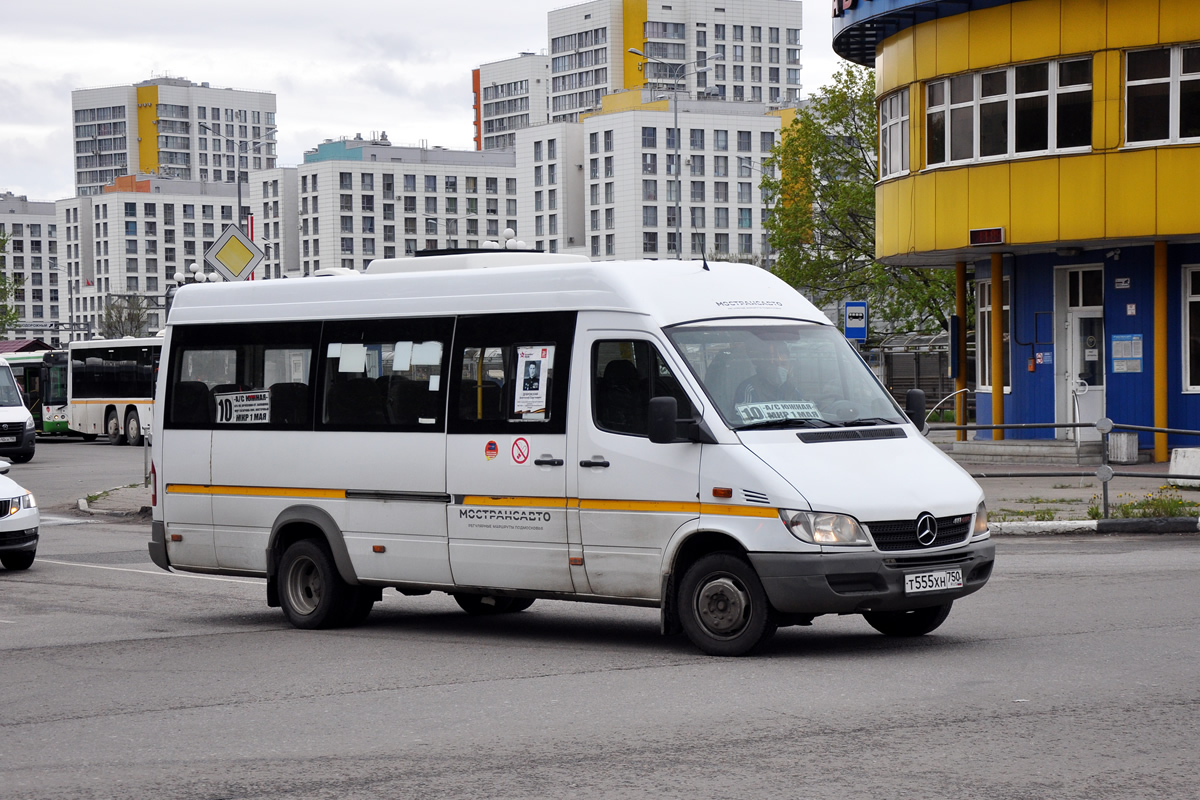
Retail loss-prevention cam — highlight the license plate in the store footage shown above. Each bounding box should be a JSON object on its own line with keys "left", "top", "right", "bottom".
{"left": 0, "top": 436, "right": 15, "bottom": 444}
{"left": 905, "top": 569, "right": 963, "bottom": 594}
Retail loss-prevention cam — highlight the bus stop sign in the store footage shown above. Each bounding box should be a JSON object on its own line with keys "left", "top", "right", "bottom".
{"left": 204, "top": 225, "right": 264, "bottom": 281}
{"left": 844, "top": 301, "right": 868, "bottom": 341}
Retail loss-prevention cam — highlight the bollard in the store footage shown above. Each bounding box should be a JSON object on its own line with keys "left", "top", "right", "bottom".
{"left": 143, "top": 423, "right": 151, "bottom": 488}
{"left": 1096, "top": 418, "right": 1114, "bottom": 519}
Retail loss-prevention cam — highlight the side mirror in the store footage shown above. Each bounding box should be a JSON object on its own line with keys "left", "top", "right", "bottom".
{"left": 905, "top": 388, "right": 928, "bottom": 434}
{"left": 648, "top": 396, "right": 679, "bottom": 444}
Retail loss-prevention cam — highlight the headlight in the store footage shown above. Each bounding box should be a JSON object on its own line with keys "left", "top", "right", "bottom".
{"left": 973, "top": 501, "right": 989, "bottom": 538}
{"left": 778, "top": 509, "right": 870, "bottom": 545}
{"left": 24, "top": 417, "right": 34, "bottom": 430}
{"left": 7, "top": 493, "right": 34, "bottom": 515}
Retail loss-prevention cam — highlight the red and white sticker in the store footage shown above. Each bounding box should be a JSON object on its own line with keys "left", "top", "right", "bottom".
{"left": 485, "top": 440, "right": 499, "bottom": 461}
{"left": 511, "top": 437, "right": 530, "bottom": 465}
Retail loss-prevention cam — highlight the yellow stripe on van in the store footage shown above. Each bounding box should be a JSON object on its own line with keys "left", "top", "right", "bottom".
{"left": 162, "top": 488, "right": 780, "bottom": 518}
{"left": 461, "top": 495, "right": 571, "bottom": 509}
{"left": 166, "top": 484, "right": 347, "bottom": 499}
{"left": 579, "top": 499, "right": 701, "bottom": 514}
{"left": 700, "top": 503, "right": 780, "bottom": 519}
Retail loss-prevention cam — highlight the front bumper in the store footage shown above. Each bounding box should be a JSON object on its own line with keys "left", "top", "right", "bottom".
{"left": 0, "top": 526, "right": 39, "bottom": 553}
{"left": 749, "top": 539, "right": 995, "bottom": 615}
{"left": 0, "top": 429, "right": 36, "bottom": 457}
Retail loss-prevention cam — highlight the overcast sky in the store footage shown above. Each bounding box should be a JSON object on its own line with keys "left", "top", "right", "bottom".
{"left": 0, "top": 0, "right": 844, "bottom": 203}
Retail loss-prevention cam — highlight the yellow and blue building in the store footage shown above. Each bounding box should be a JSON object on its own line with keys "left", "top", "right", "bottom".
{"left": 835, "top": 0, "right": 1200, "bottom": 459}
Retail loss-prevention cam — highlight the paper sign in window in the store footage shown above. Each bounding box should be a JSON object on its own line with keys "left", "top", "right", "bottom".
{"left": 411, "top": 341, "right": 442, "bottom": 366}
{"left": 393, "top": 341, "right": 413, "bottom": 371}
{"left": 514, "top": 346, "right": 553, "bottom": 414}
{"left": 338, "top": 343, "right": 367, "bottom": 372}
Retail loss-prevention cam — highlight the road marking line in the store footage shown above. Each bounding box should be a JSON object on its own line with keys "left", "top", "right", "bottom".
{"left": 37, "top": 559, "right": 259, "bottom": 584}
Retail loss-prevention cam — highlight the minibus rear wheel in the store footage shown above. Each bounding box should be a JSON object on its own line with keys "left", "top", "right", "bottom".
{"left": 279, "top": 539, "right": 354, "bottom": 629}
{"left": 863, "top": 602, "right": 953, "bottom": 637}
{"left": 678, "top": 553, "right": 776, "bottom": 656}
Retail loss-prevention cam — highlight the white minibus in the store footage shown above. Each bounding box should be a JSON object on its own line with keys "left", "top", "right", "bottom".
{"left": 149, "top": 254, "right": 994, "bottom": 656}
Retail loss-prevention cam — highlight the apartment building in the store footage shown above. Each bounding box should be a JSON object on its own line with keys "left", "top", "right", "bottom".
{"left": 56, "top": 175, "right": 246, "bottom": 337}
{"left": 71, "top": 77, "right": 277, "bottom": 197}
{"left": 252, "top": 167, "right": 300, "bottom": 280}
{"left": 296, "top": 135, "right": 520, "bottom": 273}
{"left": 0, "top": 193, "right": 62, "bottom": 343}
{"left": 547, "top": 0, "right": 805, "bottom": 122}
{"left": 581, "top": 92, "right": 786, "bottom": 261}
{"left": 512, "top": 122, "right": 587, "bottom": 254}
{"left": 474, "top": 53, "right": 551, "bottom": 151}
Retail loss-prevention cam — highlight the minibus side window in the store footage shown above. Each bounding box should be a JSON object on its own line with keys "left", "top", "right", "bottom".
{"left": 318, "top": 317, "right": 454, "bottom": 431}
{"left": 164, "top": 322, "right": 320, "bottom": 429}
{"left": 448, "top": 311, "right": 576, "bottom": 435}
{"left": 592, "top": 340, "right": 694, "bottom": 436}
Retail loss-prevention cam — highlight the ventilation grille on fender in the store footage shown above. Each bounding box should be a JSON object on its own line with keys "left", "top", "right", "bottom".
{"left": 742, "top": 490, "right": 770, "bottom": 505}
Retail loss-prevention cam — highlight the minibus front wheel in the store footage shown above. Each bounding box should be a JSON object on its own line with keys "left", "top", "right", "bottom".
{"left": 678, "top": 553, "right": 776, "bottom": 656}
{"left": 863, "top": 602, "right": 953, "bottom": 637}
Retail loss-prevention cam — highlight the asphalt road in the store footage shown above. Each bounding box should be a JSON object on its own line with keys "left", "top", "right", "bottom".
{"left": 7, "top": 435, "right": 148, "bottom": 512}
{"left": 2, "top": 510, "right": 1198, "bottom": 799}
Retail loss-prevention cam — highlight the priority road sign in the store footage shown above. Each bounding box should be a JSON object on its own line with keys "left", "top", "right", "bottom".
{"left": 204, "top": 225, "right": 264, "bottom": 281}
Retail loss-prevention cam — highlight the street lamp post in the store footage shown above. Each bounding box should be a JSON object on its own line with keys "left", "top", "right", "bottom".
{"left": 166, "top": 261, "right": 218, "bottom": 319}
{"left": 629, "top": 48, "right": 711, "bottom": 260}
{"left": 196, "top": 122, "right": 276, "bottom": 234}
{"left": 47, "top": 261, "right": 88, "bottom": 342}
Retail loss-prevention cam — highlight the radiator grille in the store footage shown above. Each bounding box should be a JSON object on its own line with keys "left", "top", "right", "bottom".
{"left": 866, "top": 514, "right": 972, "bottom": 552}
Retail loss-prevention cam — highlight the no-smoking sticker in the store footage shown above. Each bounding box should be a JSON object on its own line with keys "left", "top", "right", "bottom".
{"left": 511, "top": 437, "right": 530, "bottom": 465}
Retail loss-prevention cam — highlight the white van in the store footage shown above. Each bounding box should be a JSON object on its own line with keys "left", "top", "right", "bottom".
{"left": 0, "top": 357, "right": 37, "bottom": 463}
{"left": 149, "top": 255, "right": 994, "bottom": 656}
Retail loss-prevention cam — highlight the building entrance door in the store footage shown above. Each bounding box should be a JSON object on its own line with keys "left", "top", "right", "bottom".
{"left": 1057, "top": 267, "right": 1105, "bottom": 442}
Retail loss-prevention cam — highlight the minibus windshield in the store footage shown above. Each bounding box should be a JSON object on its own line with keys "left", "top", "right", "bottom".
{"left": 0, "top": 368, "right": 23, "bottom": 408}
{"left": 666, "top": 322, "right": 906, "bottom": 430}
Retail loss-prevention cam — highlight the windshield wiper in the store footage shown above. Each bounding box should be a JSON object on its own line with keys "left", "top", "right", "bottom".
{"left": 838, "top": 417, "right": 905, "bottom": 427}
{"left": 736, "top": 417, "right": 835, "bottom": 431}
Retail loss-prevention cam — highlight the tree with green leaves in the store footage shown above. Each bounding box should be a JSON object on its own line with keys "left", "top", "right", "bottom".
{"left": 761, "top": 64, "right": 956, "bottom": 334}
{"left": 0, "top": 232, "right": 23, "bottom": 333}
{"left": 99, "top": 294, "right": 151, "bottom": 338}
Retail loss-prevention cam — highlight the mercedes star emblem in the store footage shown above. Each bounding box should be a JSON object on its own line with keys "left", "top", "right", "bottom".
{"left": 916, "top": 512, "right": 938, "bottom": 547}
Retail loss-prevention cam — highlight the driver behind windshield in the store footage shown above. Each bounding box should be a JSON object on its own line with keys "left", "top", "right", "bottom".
{"left": 733, "top": 339, "right": 799, "bottom": 404}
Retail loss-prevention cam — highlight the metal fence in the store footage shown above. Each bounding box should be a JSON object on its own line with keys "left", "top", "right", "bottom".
{"left": 927, "top": 418, "right": 1200, "bottom": 519}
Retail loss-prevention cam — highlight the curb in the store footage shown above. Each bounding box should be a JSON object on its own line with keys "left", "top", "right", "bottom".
{"left": 993, "top": 517, "right": 1200, "bottom": 535}
{"left": 75, "top": 498, "right": 151, "bottom": 518}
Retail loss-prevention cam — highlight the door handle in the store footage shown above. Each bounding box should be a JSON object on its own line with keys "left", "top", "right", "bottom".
{"left": 580, "top": 459, "right": 610, "bottom": 468}
{"left": 534, "top": 458, "right": 564, "bottom": 467}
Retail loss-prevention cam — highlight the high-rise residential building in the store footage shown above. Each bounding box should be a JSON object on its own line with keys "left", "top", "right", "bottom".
{"left": 0, "top": 193, "right": 62, "bottom": 343}
{"left": 580, "top": 92, "right": 787, "bottom": 262}
{"left": 71, "top": 77, "right": 277, "bottom": 197}
{"left": 253, "top": 167, "right": 300, "bottom": 280}
{"left": 513, "top": 122, "right": 587, "bottom": 254}
{"left": 296, "top": 134, "right": 520, "bottom": 273}
{"left": 546, "top": 0, "right": 805, "bottom": 123}
{"left": 56, "top": 175, "right": 257, "bottom": 337}
{"left": 474, "top": 53, "right": 551, "bottom": 151}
